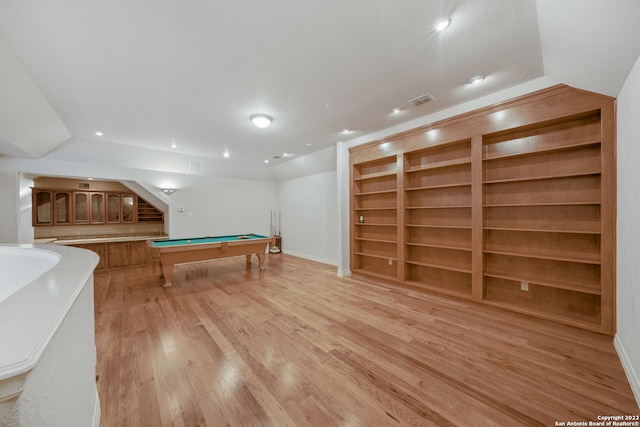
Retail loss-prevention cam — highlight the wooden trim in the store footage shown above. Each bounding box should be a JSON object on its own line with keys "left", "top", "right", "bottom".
{"left": 471, "top": 135, "right": 483, "bottom": 301}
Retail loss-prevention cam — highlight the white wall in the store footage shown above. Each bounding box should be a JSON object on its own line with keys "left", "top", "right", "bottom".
{"left": 167, "top": 177, "right": 276, "bottom": 239}
{"left": 615, "top": 52, "right": 640, "bottom": 405}
{"left": 277, "top": 170, "right": 338, "bottom": 266}
{"left": 0, "top": 165, "right": 18, "bottom": 242}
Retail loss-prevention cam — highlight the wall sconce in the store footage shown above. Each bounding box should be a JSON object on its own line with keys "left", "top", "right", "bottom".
{"left": 162, "top": 188, "right": 175, "bottom": 194}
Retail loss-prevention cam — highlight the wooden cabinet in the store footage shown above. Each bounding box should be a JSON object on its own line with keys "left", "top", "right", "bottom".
{"left": 106, "top": 193, "right": 136, "bottom": 223}
{"left": 107, "top": 193, "right": 121, "bottom": 223}
{"left": 54, "top": 192, "right": 71, "bottom": 224}
{"left": 32, "top": 190, "right": 158, "bottom": 227}
{"left": 90, "top": 193, "right": 105, "bottom": 224}
{"left": 122, "top": 194, "right": 135, "bottom": 223}
{"left": 72, "top": 240, "right": 149, "bottom": 269}
{"left": 349, "top": 85, "right": 616, "bottom": 334}
{"left": 107, "top": 241, "right": 149, "bottom": 268}
{"left": 33, "top": 190, "right": 53, "bottom": 225}
{"left": 74, "top": 192, "right": 89, "bottom": 224}
{"left": 33, "top": 190, "right": 72, "bottom": 225}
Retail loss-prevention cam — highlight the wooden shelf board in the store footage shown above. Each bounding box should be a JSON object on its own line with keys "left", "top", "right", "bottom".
{"left": 406, "top": 182, "right": 472, "bottom": 191}
{"left": 483, "top": 201, "right": 600, "bottom": 207}
{"left": 483, "top": 249, "right": 600, "bottom": 265}
{"left": 405, "top": 260, "right": 472, "bottom": 274}
{"left": 483, "top": 139, "right": 601, "bottom": 162}
{"left": 405, "top": 157, "right": 471, "bottom": 173}
{"left": 352, "top": 268, "right": 397, "bottom": 282}
{"left": 406, "top": 224, "right": 472, "bottom": 230}
{"left": 354, "top": 189, "right": 397, "bottom": 196}
{"left": 355, "top": 237, "right": 397, "bottom": 244}
{"left": 483, "top": 226, "right": 601, "bottom": 235}
{"left": 404, "top": 280, "right": 472, "bottom": 299}
{"left": 482, "top": 272, "right": 601, "bottom": 295}
{"left": 354, "top": 207, "right": 397, "bottom": 211}
{"left": 406, "top": 205, "right": 472, "bottom": 210}
{"left": 355, "top": 252, "right": 398, "bottom": 261}
{"left": 481, "top": 299, "right": 602, "bottom": 330}
{"left": 482, "top": 170, "right": 601, "bottom": 185}
{"left": 354, "top": 170, "right": 397, "bottom": 181}
{"left": 406, "top": 242, "right": 471, "bottom": 252}
{"left": 355, "top": 223, "right": 397, "bottom": 227}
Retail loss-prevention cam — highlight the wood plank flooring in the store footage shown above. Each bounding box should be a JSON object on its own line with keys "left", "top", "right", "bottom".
{"left": 94, "top": 254, "right": 639, "bottom": 426}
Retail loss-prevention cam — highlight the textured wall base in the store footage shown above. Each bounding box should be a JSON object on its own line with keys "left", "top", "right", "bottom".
{"left": 614, "top": 334, "right": 640, "bottom": 409}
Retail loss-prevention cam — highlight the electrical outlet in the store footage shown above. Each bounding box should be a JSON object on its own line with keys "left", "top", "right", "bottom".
{"left": 388, "top": 259, "right": 393, "bottom": 265}
{"left": 520, "top": 281, "right": 529, "bottom": 291}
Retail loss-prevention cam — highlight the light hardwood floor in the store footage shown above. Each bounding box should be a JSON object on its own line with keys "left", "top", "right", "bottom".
{"left": 94, "top": 254, "right": 639, "bottom": 426}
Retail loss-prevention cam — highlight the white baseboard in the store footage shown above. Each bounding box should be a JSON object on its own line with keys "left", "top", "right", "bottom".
{"left": 337, "top": 268, "right": 352, "bottom": 277}
{"left": 92, "top": 387, "right": 101, "bottom": 427}
{"left": 614, "top": 334, "right": 640, "bottom": 408}
{"left": 280, "top": 249, "right": 337, "bottom": 267}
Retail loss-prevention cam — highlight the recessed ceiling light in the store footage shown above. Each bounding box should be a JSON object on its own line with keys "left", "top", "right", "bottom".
{"left": 223, "top": 150, "right": 230, "bottom": 158}
{"left": 264, "top": 160, "right": 269, "bottom": 164}
{"left": 283, "top": 153, "right": 292, "bottom": 157}
{"left": 251, "top": 114, "right": 273, "bottom": 128}
{"left": 341, "top": 128, "right": 352, "bottom": 134}
{"left": 95, "top": 131, "right": 103, "bottom": 137}
{"left": 470, "top": 75, "right": 485, "bottom": 85}
{"left": 392, "top": 107, "right": 402, "bottom": 114}
{"left": 435, "top": 18, "right": 450, "bottom": 32}
{"left": 171, "top": 142, "right": 177, "bottom": 149}
{"left": 306, "top": 143, "right": 312, "bottom": 146}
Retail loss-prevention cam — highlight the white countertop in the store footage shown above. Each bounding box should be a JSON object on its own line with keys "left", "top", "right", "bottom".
{"left": 0, "top": 244, "right": 99, "bottom": 399}
{"left": 34, "top": 235, "right": 166, "bottom": 245}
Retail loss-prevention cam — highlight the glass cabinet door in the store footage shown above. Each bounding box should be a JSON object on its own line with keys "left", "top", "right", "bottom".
{"left": 91, "top": 193, "right": 105, "bottom": 224}
{"left": 54, "top": 192, "right": 71, "bottom": 224}
{"left": 34, "top": 190, "right": 53, "bottom": 225}
{"left": 107, "top": 194, "right": 121, "bottom": 223}
{"left": 122, "top": 194, "right": 135, "bottom": 223}
{"left": 74, "top": 192, "right": 89, "bottom": 224}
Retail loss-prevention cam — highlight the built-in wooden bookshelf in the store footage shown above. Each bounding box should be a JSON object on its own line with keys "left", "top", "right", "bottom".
{"left": 137, "top": 197, "right": 164, "bottom": 223}
{"left": 352, "top": 156, "right": 399, "bottom": 281}
{"left": 481, "top": 112, "right": 605, "bottom": 328}
{"left": 349, "top": 85, "right": 616, "bottom": 334}
{"left": 404, "top": 139, "right": 473, "bottom": 297}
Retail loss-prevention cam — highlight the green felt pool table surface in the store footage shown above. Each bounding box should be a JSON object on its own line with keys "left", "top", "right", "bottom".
{"left": 149, "top": 234, "right": 268, "bottom": 247}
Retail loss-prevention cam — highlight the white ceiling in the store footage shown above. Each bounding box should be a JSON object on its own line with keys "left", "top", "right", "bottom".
{"left": 1, "top": 0, "right": 639, "bottom": 170}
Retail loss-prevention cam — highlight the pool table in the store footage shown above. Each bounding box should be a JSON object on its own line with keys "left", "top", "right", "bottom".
{"left": 147, "top": 234, "right": 275, "bottom": 287}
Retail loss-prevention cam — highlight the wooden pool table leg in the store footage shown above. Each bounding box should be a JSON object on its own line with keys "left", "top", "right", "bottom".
{"left": 160, "top": 262, "right": 174, "bottom": 288}
{"left": 256, "top": 253, "right": 266, "bottom": 270}
{"left": 245, "top": 254, "right": 252, "bottom": 267}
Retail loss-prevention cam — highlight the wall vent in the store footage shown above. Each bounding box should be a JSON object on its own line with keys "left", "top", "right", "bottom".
{"left": 77, "top": 182, "right": 90, "bottom": 190}
{"left": 407, "top": 92, "right": 436, "bottom": 107}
